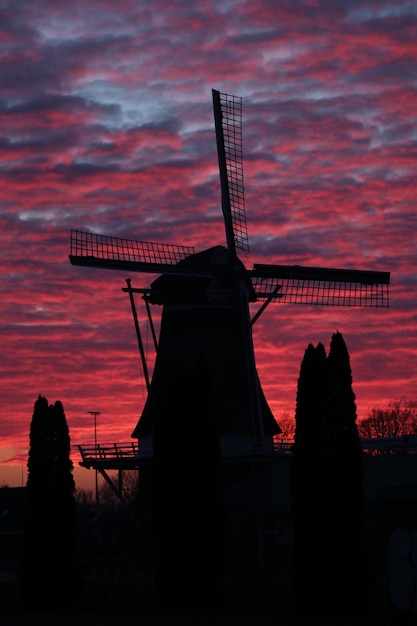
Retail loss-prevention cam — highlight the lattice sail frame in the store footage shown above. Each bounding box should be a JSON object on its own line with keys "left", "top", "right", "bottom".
{"left": 251, "top": 266, "right": 390, "bottom": 308}
{"left": 70, "top": 229, "right": 195, "bottom": 273}
{"left": 213, "top": 89, "right": 249, "bottom": 255}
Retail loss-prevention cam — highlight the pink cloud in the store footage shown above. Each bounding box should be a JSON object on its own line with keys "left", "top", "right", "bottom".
{"left": 0, "top": 0, "right": 415, "bottom": 487}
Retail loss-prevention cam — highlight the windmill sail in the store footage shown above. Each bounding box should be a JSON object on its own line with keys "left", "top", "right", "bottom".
{"left": 251, "top": 263, "right": 390, "bottom": 308}
{"left": 69, "top": 229, "right": 195, "bottom": 274}
{"left": 213, "top": 89, "right": 249, "bottom": 257}
{"left": 70, "top": 229, "right": 390, "bottom": 308}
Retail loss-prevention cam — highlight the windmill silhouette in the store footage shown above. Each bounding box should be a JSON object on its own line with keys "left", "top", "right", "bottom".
{"left": 70, "top": 89, "right": 390, "bottom": 461}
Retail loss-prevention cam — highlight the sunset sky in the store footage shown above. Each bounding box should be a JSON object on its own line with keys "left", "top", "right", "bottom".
{"left": 1, "top": 0, "right": 416, "bottom": 490}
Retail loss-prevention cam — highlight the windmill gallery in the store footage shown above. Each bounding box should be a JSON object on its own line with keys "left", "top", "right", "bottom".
{"left": 68, "top": 91, "right": 394, "bottom": 611}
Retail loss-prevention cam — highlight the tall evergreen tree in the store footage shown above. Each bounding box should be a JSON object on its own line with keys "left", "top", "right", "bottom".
{"left": 290, "top": 342, "right": 329, "bottom": 614}
{"left": 290, "top": 333, "right": 372, "bottom": 617}
{"left": 18, "top": 396, "right": 82, "bottom": 609}
{"left": 325, "top": 331, "right": 372, "bottom": 615}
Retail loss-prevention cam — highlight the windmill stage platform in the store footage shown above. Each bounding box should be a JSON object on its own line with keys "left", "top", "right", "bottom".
{"left": 77, "top": 437, "right": 294, "bottom": 472}
{"left": 77, "top": 434, "right": 417, "bottom": 473}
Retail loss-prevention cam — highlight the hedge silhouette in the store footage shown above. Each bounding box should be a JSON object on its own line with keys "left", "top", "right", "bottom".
{"left": 290, "top": 332, "right": 372, "bottom": 617}
{"left": 18, "top": 395, "right": 82, "bottom": 609}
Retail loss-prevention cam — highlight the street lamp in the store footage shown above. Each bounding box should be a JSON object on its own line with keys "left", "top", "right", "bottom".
{"left": 87, "top": 411, "right": 101, "bottom": 508}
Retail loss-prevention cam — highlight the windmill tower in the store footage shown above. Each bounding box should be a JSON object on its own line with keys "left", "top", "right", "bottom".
{"left": 70, "top": 89, "right": 389, "bottom": 460}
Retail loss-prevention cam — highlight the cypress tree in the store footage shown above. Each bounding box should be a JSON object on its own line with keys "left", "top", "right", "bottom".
{"left": 18, "top": 396, "right": 82, "bottom": 610}
{"left": 290, "top": 342, "right": 328, "bottom": 614}
{"left": 290, "top": 333, "right": 372, "bottom": 617}
{"left": 325, "top": 331, "right": 372, "bottom": 615}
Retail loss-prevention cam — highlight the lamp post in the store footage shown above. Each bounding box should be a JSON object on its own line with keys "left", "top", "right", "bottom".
{"left": 87, "top": 411, "right": 101, "bottom": 508}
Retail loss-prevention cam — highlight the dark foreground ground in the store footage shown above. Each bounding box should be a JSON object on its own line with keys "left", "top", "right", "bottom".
{"left": 0, "top": 580, "right": 401, "bottom": 626}
{"left": 2, "top": 563, "right": 408, "bottom": 625}
{"left": 0, "top": 606, "right": 397, "bottom": 626}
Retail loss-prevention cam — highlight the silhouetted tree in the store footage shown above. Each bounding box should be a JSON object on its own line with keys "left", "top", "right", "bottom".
{"left": 276, "top": 412, "right": 296, "bottom": 442}
{"left": 358, "top": 398, "right": 417, "bottom": 439}
{"left": 325, "top": 331, "right": 372, "bottom": 615}
{"left": 18, "top": 395, "right": 82, "bottom": 609}
{"left": 97, "top": 469, "right": 139, "bottom": 509}
{"left": 290, "top": 333, "right": 372, "bottom": 617}
{"left": 290, "top": 342, "right": 328, "bottom": 615}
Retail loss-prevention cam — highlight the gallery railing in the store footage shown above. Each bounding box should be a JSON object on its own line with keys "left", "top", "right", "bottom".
{"left": 77, "top": 437, "right": 293, "bottom": 466}
{"left": 77, "top": 434, "right": 417, "bottom": 468}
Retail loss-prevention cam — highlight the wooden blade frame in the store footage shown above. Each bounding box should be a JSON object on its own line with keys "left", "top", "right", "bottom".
{"left": 69, "top": 229, "right": 195, "bottom": 275}
{"left": 250, "top": 264, "right": 390, "bottom": 308}
{"left": 212, "top": 89, "right": 249, "bottom": 257}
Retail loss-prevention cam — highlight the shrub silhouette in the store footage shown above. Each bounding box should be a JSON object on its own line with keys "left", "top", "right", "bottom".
{"left": 18, "top": 395, "right": 82, "bottom": 610}
{"left": 290, "top": 332, "right": 372, "bottom": 617}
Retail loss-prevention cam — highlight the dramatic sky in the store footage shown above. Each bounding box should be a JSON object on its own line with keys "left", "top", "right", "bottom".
{"left": 1, "top": 0, "right": 416, "bottom": 490}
